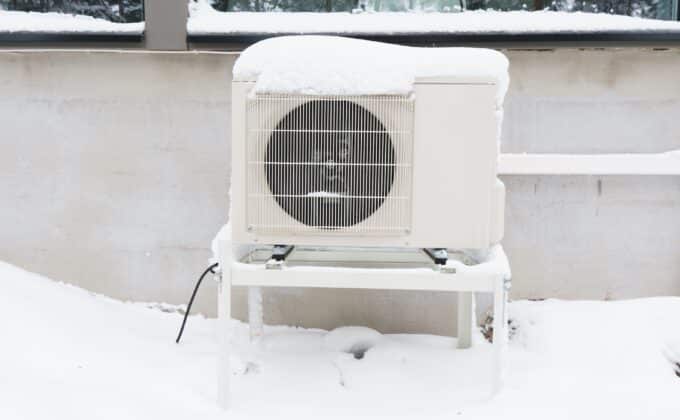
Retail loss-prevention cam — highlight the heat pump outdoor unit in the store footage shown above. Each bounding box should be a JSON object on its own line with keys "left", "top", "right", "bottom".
{"left": 218, "top": 37, "right": 512, "bottom": 407}
{"left": 230, "top": 36, "right": 508, "bottom": 252}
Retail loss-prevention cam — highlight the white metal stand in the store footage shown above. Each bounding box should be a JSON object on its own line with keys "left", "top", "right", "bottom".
{"left": 217, "top": 241, "right": 511, "bottom": 409}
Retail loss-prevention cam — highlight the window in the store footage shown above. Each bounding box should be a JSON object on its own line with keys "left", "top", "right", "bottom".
{"left": 212, "top": 1, "right": 359, "bottom": 12}
{"left": 211, "top": 0, "right": 465, "bottom": 12}
{"left": 209, "top": 0, "right": 679, "bottom": 20}
{"left": 471, "top": 0, "right": 678, "bottom": 21}
{"left": 0, "top": 0, "right": 144, "bottom": 23}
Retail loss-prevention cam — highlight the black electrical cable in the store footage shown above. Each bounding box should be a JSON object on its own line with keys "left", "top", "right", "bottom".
{"left": 175, "top": 262, "right": 219, "bottom": 344}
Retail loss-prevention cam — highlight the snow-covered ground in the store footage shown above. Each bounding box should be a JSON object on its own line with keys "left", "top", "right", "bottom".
{"left": 0, "top": 10, "right": 143, "bottom": 34}
{"left": 2, "top": 259, "right": 679, "bottom": 419}
{"left": 188, "top": 0, "right": 680, "bottom": 35}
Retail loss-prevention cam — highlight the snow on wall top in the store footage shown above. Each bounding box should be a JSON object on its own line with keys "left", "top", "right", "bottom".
{"left": 0, "top": 11, "right": 144, "bottom": 34}
{"left": 188, "top": 2, "right": 680, "bottom": 35}
{"left": 233, "top": 36, "right": 509, "bottom": 99}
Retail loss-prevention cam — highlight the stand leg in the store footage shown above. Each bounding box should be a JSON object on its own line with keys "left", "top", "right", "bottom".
{"left": 217, "top": 240, "right": 232, "bottom": 410}
{"left": 491, "top": 276, "right": 509, "bottom": 396}
{"left": 457, "top": 291, "right": 473, "bottom": 349}
{"left": 248, "top": 286, "right": 264, "bottom": 343}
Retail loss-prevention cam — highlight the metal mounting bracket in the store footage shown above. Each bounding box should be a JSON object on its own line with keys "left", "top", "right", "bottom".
{"left": 272, "top": 244, "right": 295, "bottom": 261}
{"left": 265, "top": 245, "right": 295, "bottom": 269}
{"left": 423, "top": 248, "right": 448, "bottom": 266}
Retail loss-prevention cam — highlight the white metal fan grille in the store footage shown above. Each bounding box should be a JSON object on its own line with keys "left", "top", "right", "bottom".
{"left": 246, "top": 94, "right": 414, "bottom": 235}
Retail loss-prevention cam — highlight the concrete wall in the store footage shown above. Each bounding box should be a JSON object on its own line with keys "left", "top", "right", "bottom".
{"left": 500, "top": 49, "right": 680, "bottom": 301}
{"left": 0, "top": 51, "right": 231, "bottom": 317}
{"left": 0, "top": 48, "right": 678, "bottom": 336}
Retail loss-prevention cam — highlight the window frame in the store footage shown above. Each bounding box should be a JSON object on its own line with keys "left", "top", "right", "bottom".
{"left": 1, "top": 1, "right": 680, "bottom": 49}
{"left": 187, "top": 31, "right": 680, "bottom": 51}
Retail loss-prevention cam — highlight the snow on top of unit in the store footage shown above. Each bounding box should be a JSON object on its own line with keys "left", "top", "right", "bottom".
{"left": 233, "top": 35, "right": 509, "bottom": 99}
{"left": 0, "top": 10, "right": 144, "bottom": 34}
{"left": 188, "top": 1, "right": 680, "bottom": 35}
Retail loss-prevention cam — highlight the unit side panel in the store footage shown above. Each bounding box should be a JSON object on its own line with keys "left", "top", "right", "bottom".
{"left": 410, "top": 83, "right": 498, "bottom": 249}
{"left": 231, "top": 82, "right": 254, "bottom": 243}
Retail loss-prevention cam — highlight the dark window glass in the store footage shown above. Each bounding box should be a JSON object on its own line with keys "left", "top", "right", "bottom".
{"left": 210, "top": 0, "right": 678, "bottom": 20}
{"left": 212, "top": 0, "right": 358, "bottom": 12}
{"left": 468, "top": 0, "right": 675, "bottom": 20}
{"left": 0, "top": 0, "right": 144, "bottom": 23}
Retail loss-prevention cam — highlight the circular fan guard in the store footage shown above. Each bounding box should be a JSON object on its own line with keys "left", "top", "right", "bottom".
{"left": 265, "top": 100, "right": 395, "bottom": 229}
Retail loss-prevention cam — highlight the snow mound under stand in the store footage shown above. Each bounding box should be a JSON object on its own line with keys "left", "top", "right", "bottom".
{"left": 1, "top": 259, "right": 680, "bottom": 419}
{"left": 233, "top": 35, "right": 509, "bottom": 102}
